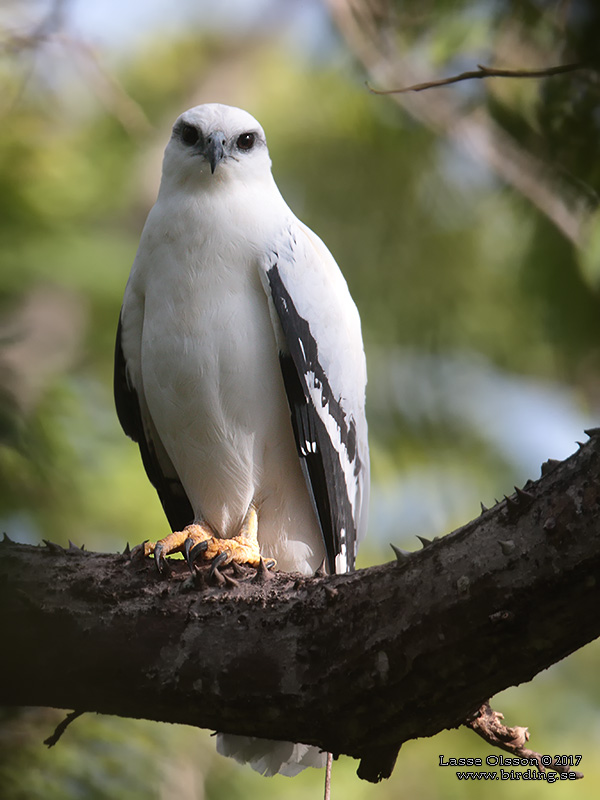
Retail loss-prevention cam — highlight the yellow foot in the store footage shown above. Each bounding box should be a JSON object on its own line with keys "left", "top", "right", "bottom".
{"left": 132, "top": 506, "right": 276, "bottom": 574}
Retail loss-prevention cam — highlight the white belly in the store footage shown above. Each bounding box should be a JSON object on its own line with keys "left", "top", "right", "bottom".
{"left": 139, "top": 257, "right": 324, "bottom": 573}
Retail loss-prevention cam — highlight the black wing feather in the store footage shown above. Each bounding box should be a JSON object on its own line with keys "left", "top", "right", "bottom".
{"left": 114, "top": 314, "right": 194, "bottom": 532}
{"left": 267, "top": 266, "right": 361, "bottom": 573}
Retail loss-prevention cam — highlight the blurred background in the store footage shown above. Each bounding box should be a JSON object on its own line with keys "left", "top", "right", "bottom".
{"left": 1, "top": 0, "right": 599, "bottom": 797}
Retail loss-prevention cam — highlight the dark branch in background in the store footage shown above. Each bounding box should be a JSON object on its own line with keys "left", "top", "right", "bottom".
{"left": 1, "top": 434, "right": 599, "bottom": 782}
{"left": 368, "top": 62, "right": 586, "bottom": 94}
{"left": 327, "top": 0, "right": 593, "bottom": 246}
{"left": 0, "top": 0, "right": 151, "bottom": 136}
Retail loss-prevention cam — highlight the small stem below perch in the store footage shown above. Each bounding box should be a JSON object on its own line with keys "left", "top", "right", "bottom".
{"left": 465, "top": 702, "right": 584, "bottom": 780}
{"left": 43, "top": 709, "right": 85, "bottom": 748}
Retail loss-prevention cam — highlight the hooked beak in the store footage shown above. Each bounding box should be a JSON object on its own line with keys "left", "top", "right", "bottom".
{"left": 205, "top": 132, "right": 226, "bottom": 174}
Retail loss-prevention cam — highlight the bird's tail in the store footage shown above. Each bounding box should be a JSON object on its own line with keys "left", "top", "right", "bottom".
{"left": 216, "top": 733, "right": 326, "bottom": 777}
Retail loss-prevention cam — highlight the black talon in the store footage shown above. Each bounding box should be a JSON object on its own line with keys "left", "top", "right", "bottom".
{"left": 209, "top": 551, "right": 230, "bottom": 576}
{"left": 190, "top": 541, "right": 209, "bottom": 559}
{"left": 154, "top": 543, "right": 165, "bottom": 573}
{"left": 184, "top": 538, "right": 208, "bottom": 571}
{"left": 183, "top": 538, "right": 194, "bottom": 571}
{"left": 131, "top": 540, "right": 148, "bottom": 561}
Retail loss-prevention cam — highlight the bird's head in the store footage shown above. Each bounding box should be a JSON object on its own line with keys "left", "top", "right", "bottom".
{"left": 161, "top": 104, "right": 272, "bottom": 191}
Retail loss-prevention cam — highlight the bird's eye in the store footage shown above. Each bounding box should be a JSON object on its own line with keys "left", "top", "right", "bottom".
{"left": 236, "top": 132, "right": 255, "bottom": 151}
{"left": 180, "top": 124, "right": 199, "bottom": 146}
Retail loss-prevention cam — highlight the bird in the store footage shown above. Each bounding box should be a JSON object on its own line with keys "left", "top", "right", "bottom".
{"left": 114, "top": 103, "right": 369, "bottom": 777}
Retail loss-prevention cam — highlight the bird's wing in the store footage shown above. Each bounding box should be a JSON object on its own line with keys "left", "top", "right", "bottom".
{"left": 260, "top": 222, "right": 369, "bottom": 574}
{"left": 114, "top": 313, "right": 194, "bottom": 532}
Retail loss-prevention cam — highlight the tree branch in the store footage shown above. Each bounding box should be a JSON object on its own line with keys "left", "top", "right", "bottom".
{"left": 1, "top": 434, "right": 599, "bottom": 782}
{"left": 367, "top": 62, "right": 586, "bottom": 94}
{"left": 466, "top": 702, "right": 584, "bottom": 780}
{"left": 327, "top": 0, "right": 593, "bottom": 246}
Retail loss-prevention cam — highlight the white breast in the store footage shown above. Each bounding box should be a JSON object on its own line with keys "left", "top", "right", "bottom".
{"left": 123, "top": 191, "right": 325, "bottom": 573}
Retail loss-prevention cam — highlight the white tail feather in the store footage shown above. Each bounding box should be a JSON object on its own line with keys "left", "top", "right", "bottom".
{"left": 216, "top": 733, "right": 327, "bottom": 777}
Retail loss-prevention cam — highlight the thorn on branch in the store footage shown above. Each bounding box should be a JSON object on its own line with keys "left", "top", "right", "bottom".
{"left": 367, "top": 62, "right": 586, "bottom": 95}
{"left": 230, "top": 561, "right": 247, "bottom": 578}
{"left": 465, "top": 702, "right": 584, "bottom": 779}
{"left": 390, "top": 543, "right": 410, "bottom": 563}
{"left": 253, "top": 557, "right": 273, "bottom": 584}
{"left": 223, "top": 574, "right": 240, "bottom": 590}
{"left": 42, "top": 539, "right": 64, "bottom": 553}
{"left": 514, "top": 486, "right": 534, "bottom": 506}
{"left": 44, "top": 709, "right": 85, "bottom": 748}
{"left": 497, "top": 540, "right": 515, "bottom": 556}
{"left": 416, "top": 535, "right": 435, "bottom": 548}
{"left": 501, "top": 485, "right": 535, "bottom": 522}
{"left": 541, "top": 459, "right": 561, "bottom": 476}
{"left": 314, "top": 558, "right": 328, "bottom": 578}
{"left": 584, "top": 427, "right": 600, "bottom": 438}
{"left": 192, "top": 565, "right": 207, "bottom": 590}
{"left": 210, "top": 566, "right": 226, "bottom": 587}
{"left": 503, "top": 493, "right": 524, "bottom": 523}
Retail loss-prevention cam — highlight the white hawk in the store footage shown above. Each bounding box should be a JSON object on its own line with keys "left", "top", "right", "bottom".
{"left": 114, "top": 103, "right": 369, "bottom": 776}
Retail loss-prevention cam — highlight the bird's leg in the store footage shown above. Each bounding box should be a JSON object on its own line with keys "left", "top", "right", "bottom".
{"left": 132, "top": 506, "right": 276, "bottom": 573}
{"left": 133, "top": 523, "right": 214, "bottom": 573}
{"left": 190, "top": 504, "right": 276, "bottom": 571}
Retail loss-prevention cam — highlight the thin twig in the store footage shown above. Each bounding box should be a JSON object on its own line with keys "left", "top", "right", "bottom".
{"left": 368, "top": 62, "right": 586, "bottom": 94}
{"left": 327, "top": 0, "right": 590, "bottom": 244}
{"left": 465, "top": 702, "right": 584, "bottom": 779}
{"left": 0, "top": 0, "right": 68, "bottom": 54}
{"left": 324, "top": 752, "right": 333, "bottom": 800}
{"left": 65, "top": 36, "right": 153, "bottom": 137}
{"left": 43, "top": 709, "right": 85, "bottom": 748}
